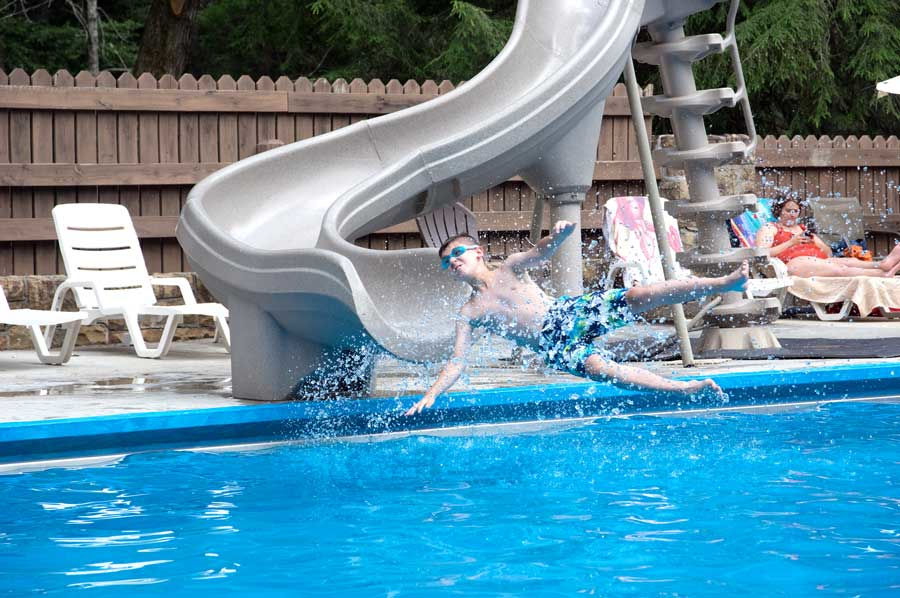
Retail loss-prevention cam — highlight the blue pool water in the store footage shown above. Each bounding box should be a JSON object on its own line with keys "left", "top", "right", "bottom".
{"left": 1, "top": 399, "right": 899, "bottom": 596}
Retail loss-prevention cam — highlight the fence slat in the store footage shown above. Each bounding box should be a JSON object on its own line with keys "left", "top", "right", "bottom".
{"left": 138, "top": 72, "right": 162, "bottom": 274}
{"left": 256, "top": 76, "right": 277, "bottom": 144}
{"left": 10, "top": 69, "right": 34, "bottom": 274}
{"left": 0, "top": 70, "right": 12, "bottom": 274}
{"left": 236, "top": 76, "right": 257, "bottom": 160}
{"left": 0, "top": 71, "right": 10, "bottom": 274}
{"left": 74, "top": 71, "right": 98, "bottom": 205}
{"left": 197, "top": 75, "right": 220, "bottom": 163}
{"left": 217, "top": 76, "right": 238, "bottom": 162}
{"left": 31, "top": 70, "right": 56, "bottom": 274}
{"left": 332, "top": 78, "right": 350, "bottom": 131}
{"left": 295, "top": 77, "right": 314, "bottom": 141}
{"left": 845, "top": 136, "right": 861, "bottom": 215}
{"left": 275, "top": 76, "right": 297, "bottom": 143}
{"left": 313, "top": 78, "right": 332, "bottom": 138}
{"left": 117, "top": 72, "right": 140, "bottom": 245}
{"left": 159, "top": 74, "right": 182, "bottom": 273}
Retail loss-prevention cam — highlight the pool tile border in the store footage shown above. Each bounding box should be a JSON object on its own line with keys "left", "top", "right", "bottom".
{"left": 1, "top": 362, "right": 898, "bottom": 464}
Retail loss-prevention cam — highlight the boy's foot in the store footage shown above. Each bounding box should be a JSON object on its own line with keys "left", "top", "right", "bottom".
{"left": 721, "top": 260, "right": 750, "bottom": 293}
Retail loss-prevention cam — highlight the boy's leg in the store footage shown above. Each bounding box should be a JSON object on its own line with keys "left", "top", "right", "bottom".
{"left": 582, "top": 354, "right": 721, "bottom": 394}
{"left": 623, "top": 261, "right": 749, "bottom": 315}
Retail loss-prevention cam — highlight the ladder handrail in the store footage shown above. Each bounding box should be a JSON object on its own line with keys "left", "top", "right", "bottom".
{"left": 724, "top": 0, "right": 758, "bottom": 154}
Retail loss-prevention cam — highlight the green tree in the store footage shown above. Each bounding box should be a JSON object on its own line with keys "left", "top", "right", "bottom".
{"left": 682, "top": 0, "right": 900, "bottom": 136}
{"left": 191, "top": 0, "right": 514, "bottom": 81}
{"left": 0, "top": 0, "right": 146, "bottom": 74}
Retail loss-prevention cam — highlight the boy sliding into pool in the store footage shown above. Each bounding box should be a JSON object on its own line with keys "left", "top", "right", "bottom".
{"left": 406, "top": 220, "right": 749, "bottom": 415}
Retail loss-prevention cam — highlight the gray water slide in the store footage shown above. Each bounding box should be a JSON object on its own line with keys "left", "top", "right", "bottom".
{"left": 178, "top": 0, "right": 722, "bottom": 401}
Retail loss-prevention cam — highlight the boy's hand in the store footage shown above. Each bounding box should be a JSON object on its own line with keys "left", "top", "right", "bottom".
{"left": 678, "top": 378, "right": 725, "bottom": 398}
{"left": 405, "top": 393, "right": 436, "bottom": 416}
{"left": 552, "top": 220, "right": 576, "bottom": 237}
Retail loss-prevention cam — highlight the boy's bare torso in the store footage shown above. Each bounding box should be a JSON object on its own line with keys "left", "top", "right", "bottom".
{"left": 461, "top": 263, "right": 554, "bottom": 350}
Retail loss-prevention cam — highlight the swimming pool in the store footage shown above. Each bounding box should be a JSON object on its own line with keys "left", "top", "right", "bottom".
{"left": 2, "top": 398, "right": 898, "bottom": 595}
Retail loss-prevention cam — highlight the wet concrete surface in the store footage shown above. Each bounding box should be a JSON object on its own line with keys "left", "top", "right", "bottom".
{"left": 1, "top": 319, "right": 899, "bottom": 423}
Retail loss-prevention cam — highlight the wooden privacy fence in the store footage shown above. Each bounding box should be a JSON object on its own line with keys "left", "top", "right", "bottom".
{"left": 0, "top": 68, "right": 655, "bottom": 275}
{"left": 0, "top": 68, "right": 898, "bottom": 275}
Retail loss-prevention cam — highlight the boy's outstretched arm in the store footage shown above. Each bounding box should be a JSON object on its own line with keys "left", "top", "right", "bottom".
{"left": 405, "top": 319, "right": 475, "bottom": 415}
{"left": 584, "top": 355, "right": 724, "bottom": 396}
{"left": 505, "top": 220, "right": 576, "bottom": 272}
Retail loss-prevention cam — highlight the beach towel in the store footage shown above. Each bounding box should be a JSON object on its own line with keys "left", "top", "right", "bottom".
{"left": 788, "top": 276, "right": 900, "bottom": 318}
{"left": 602, "top": 196, "right": 685, "bottom": 287}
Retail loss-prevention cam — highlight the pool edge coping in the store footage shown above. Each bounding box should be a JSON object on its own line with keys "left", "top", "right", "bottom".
{"left": 2, "top": 361, "right": 898, "bottom": 464}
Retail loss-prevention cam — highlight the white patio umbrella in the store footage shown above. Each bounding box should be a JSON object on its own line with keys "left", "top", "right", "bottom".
{"left": 876, "top": 76, "right": 900, "bottom": 98}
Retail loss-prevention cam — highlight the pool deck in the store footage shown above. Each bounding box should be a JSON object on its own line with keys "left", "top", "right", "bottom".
{"left": 2, "top": 318, "right": 899, "bottom": 424}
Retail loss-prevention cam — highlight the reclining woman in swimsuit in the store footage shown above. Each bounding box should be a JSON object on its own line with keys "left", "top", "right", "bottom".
{"left": 755, "top": 195, "right": 900, "bottom": 278}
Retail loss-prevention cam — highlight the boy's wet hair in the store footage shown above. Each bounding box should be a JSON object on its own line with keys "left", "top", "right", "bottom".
{"left": 438, "top": 234, "right": 479, "bottom": 257}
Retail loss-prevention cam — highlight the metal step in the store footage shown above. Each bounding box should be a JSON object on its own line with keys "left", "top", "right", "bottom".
{"left": 652, "top": 140, "right": 750, "bottom": 169}
{"left": 632, "top": 34, "right": 726, "bottom": 66}
{"left": 642, "top": 88, "right": 738, "bottom": 118}
{"left": 666, "top": 193, "right": 757, "bottom": 220}
{"left": 678, "top": 247, "right": 771, "bottom": 277}
{"left": 704, "top": 296, "right": 782, "bottom": 327}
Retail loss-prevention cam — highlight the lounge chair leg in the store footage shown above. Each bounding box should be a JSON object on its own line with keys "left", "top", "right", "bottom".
{"left": 28, "top": 321, "right": 80, "bottom": 365}
{"left": 156, "top": 313, "right": 180, "bottom": 357}
{"left": 42, "top": 286, "right": 69, "bottom": 347}
{"left": 215, "top": 315, "right": 230, "bottom": 351}
{"left": 124, "top": 312, "right": 180, "bottom": 358}
{"left": 28, "top": 325, "right": 59, "bottom": 365}
{"left": 811, "top": 300, "right": 852, "bottom": 321}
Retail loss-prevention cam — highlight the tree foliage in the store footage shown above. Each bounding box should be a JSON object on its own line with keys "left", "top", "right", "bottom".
{"left": 1, "top": 0, "right": 897, "bottom": 136}
{"left": 683, "top": 0, "right": 900, "bottom": 135}
{"left": 192, "top": 0, "right": 513, "bottom": 82}
{"left": 0, "top": 1, "right": 147, "bottom": 73}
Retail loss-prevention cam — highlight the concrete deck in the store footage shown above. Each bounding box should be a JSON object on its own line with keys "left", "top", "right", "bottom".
{"left": 1, "top": 318, "right": 899, "bottom": 424}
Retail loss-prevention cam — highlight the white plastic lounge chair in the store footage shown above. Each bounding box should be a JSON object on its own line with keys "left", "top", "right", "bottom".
{"left": 47, "top": 203, "right": 230, "bottom": 358}
{"left": 1, "top": 286, "right": 84, "bottom": 365}
{"left": 603, "top": 196, "right": 792, "bottom": 301}
{"left": 416, "top": 202, "right": 478, "bottom": 248}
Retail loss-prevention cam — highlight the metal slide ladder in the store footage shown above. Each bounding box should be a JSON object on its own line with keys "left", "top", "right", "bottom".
{"left": 632, "top": 0, "right": 782, "bottom": 351}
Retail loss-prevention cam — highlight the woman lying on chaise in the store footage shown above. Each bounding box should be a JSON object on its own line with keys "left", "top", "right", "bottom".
{"left": 756, "top": 195, "right": 900, "bottom": 278}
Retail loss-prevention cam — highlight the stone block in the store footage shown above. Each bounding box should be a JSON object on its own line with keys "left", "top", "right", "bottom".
{"left": 193, "top": 276, "right": 221, "bottom": 304}
{"left": 110, "top": 327, "right": 163, "bottom": 346}
{"left": 6, "top": 326, "right": 34, "bottom": 350}
{"left": 26, "top": 276, "right": 65, "bottom": 310}
{"left": 659, "top": 175, "right": 690, "bottom": 202}
{"left": 0, "top": 276, "right": 26, "bottom": 305}
{"left": 151, "top": 273, "right": 187, "bottom": 300}
{"left": 174, "top": 326, "right": 214, "bottom": 341}
{"left": 77, "top": 324, "right": 108, "bottom": 346}
{"left": 716, "top": 163, "right": 757, "bottom": 196}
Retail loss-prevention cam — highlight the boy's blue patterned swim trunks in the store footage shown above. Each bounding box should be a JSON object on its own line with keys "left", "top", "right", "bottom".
{"left": 538, "top": 288, "right": 633, "bottom": 375}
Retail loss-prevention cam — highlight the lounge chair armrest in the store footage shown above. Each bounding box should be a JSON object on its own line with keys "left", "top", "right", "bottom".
{"left": 151, "top": 277, "right": 198, "bottom": 304}
{"left": 53, "top": 279, "right": 105, "bottom": 309}
{"left": 767, "top": 257, "right": 789, "bottom": 279}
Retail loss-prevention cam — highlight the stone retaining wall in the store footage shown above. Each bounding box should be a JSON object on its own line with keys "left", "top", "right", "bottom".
{"left": 0, "top": 273, "right": 221, "bottom": 350}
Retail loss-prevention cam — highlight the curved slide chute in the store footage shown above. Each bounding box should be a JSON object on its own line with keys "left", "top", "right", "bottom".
{"left": 178, "top": 0, "right": 719, "bottom": 400}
